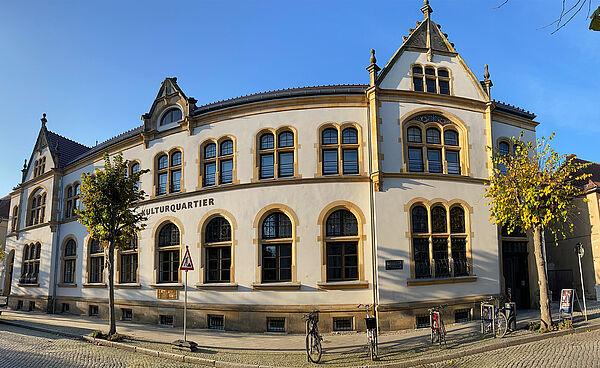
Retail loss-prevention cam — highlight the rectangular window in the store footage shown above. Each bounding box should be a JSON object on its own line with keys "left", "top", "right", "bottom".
{"left": 451, "top": 237, "right": 469, "bottom": 276}
{"left": 90, "top": 256, "right": 104, "bottom": 283}
{"left": 157, "top": 173, "right": 168, "bottom": 195}
{"left": 426, "top": 78, "right": 437, "bottom": 93}
{"left": 427, "top": 149, "right": 442, "bottom": 173}
{"left": 267, "top": 318, "right": 286, "bottom": 332}
{"left": 62, "top": 303, "right": 70, "bottom": 313}
{"left": 278, "top": 152, "right": 294, "bottom": 177}
{"left": 322, "top": 149, "right": 338, "bottom": 175}
{"left": 63, "top": 259, "right": 75, "bottom": 284}
{"left": 89, "top": 305, "right": 99, "bottom": 316}
{"left": 439, "top": 80, "right": 450, "bottom": 95}
{"left": 160, "top": 315, "right": 173, "bottom": 326}
{"left": 446, "top": 151, "right": 460, "bottom": 174}
{"left": 454, "top": 309, "right": 471, "bottom": 323}
{"left": 208, "top": 315, "right": 224, "bottom": 330}
{"left": 65, "top": 201, "right": 72, "bottom": 219}
{"left": 260, "top": 154, "right": 275, "bottom": 179}
{"left": 206, "top": 246, "right": 231, "bottom": 283}
{"left": 333, "top": 317, "right": 353, "bottom": 331}
{"left": 220, "top": 159, "right": 233, "bottom": 184}
{"left": 170, "top": 169, "right": 181, "bottom": 192}
{"left": 416, "top": 315, "right": 430, "bottom": 328}
{"left": 262, "top": 244, "right": 292, "bottom": 282}
{"left": 326, "top": 242, "right": 358, "bottom": 281}
{"left": 28, "top": 301, "right": 35, "bottom": 311}
{"left": 413, "top": 76, "right": 424, "bottom": 92}
{"left": 120, "top": 253, "right": 138, "bottom": 283}
{"left": 432, "top": 238, "right": 450, "bottom": 278}
{"left": 204, "top": 162, "right": 216, "bottom": 186}
{"left": 122, "top": 308, "right": 132, "bottom": 321}
{"left": 413, "top": 238, "right": 430, "bottom": 279}
{"left": 342, "top": 149, "right": 359, "bottom": 174}
{"left": 159, "top": 250, "right": 179, "bottom": 283}
{"left": 408, "top": 148, "right": 424, "bottom": 172}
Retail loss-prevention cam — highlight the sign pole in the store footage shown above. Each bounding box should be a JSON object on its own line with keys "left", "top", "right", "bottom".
{"left": 576, "top": 244, "right": 588, "bottom": 321}
{"left": 172, "top": 246, "right": 196, "bottom": 351}
{"left": 184, "top": 269, "right": 188, "bottom": 341}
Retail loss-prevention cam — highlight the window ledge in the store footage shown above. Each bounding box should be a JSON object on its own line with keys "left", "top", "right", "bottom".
{"left": 83, "top": 283, "right": 107, "bottom": 288}
{"left": 17, "top": 283, "right": 40, "bottom": 287}
{"left": 252, "top": 282, "right": 301, "bottom": 290}
{"left": 149, "top": 283, "right": 184, "bottom": 290}
{"left": 57, "top": 283, "right": 77, "bottom": 288}
{"left": 195, "top": 283, "right": 238, "bottom": 290}
{"left": 317, "top": 280, "right": 369, "bottom": 290}
{"left": 115, "top": 283, "right": 141, "bottom": 289}
{"left": 407, "top": 276, "right": 477, "bottom": 286}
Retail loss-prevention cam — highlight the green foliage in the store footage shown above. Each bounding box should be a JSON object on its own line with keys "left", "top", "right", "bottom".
{"left": 484, "top": 133, "right": 590, "bottom": 237}
{"left": 91, "top": 330, "right": 104, "bottom": 339}
{"left": 527, "top": 322, "right": 543, "bottom": 333}
{"left": 558, "top": 319, "right": 573, "bottom": 330}
{"left": 76, "top": 153, "right": 149, "bottom": 249}
{"left": 107, "top": 332, "right": 124, "bottom": 341}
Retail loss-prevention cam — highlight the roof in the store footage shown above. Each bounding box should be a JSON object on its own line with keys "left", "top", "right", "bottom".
{"left": 45, "top": 130, "right": 91, "bottom": 168}
{"left": 0, "top": 196, "right": 10, "bottom": 220}
{"left": 571, "top": 157, "right": 600, "bottom": 191}
{"left": 64, "top": 126, "right": 144, "bottom": 167}
{"left": 493, "top": 100, "right": 536, "bottom": 120}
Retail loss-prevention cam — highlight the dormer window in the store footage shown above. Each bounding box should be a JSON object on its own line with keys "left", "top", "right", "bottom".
{"left": 160, "top": 108, "right": 183, "bottom": 126}
{"left": 412, "top": 64, "right": 451, "bottom": 95}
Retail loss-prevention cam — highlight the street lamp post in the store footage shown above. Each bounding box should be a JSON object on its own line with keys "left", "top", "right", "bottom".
{"left": 575, "top": 243, "right": 588, "bottom": 321}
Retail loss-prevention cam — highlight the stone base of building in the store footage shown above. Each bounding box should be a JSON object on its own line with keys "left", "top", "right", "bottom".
{"left": 8, "top": 294, "right": 52, "bottom": 313}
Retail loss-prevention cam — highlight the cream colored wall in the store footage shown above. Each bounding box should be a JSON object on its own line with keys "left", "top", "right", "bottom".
{"left": 491, "top": 120, "right": 536, "bottom": 148}
{"left": 378, "top": 51, "right": 485, "bottom": 101}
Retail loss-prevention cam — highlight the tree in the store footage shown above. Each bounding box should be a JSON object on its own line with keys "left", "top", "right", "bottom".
{"left": 484, "top": 133, "right": 588, "bottom": 331}
{"left": 77, "top": 153, "right": 148, "bottom": 336}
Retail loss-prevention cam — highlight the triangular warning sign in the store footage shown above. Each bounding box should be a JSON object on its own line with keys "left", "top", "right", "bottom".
{"left": 180, "top": 246, "right": 194, "bottom": 271}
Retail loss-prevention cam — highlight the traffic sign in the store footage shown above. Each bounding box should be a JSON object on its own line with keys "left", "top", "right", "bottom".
{"left": 180, "top": 246, "right": 194, "bottom": 271}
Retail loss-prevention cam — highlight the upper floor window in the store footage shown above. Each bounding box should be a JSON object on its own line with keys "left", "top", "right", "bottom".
{"left": 129, "top": 162, "right": 141, "bottom": 194}
{"left": 28, "top": 188, "right": 46, "bottom": 226}
{"left": 258, "top": 130, "right": 295, "bottom": 179}
{"left": 20, "top": 243, "right": 41, "bottom": 284}
{"left": 261, "top": 212, "right": 292, "bottom": 283}
{"left": 320, "top": 126, "right": 360, "bottom": 176}
{"left": 33, "top": 157, "right": 47, "bottom": 178}
{"left": 88, "top": 238, "right": 104, "bottom": 284}
{"left": 157, "top": 223, "right": 180, "bottom": 283}
{"left": 11, "top": 205, "right": 19, "bottom": 232}
{"left": 412, "top": 65, "right": 451, "bottom": 95}
{"left": 204, "top": 216, "right": 232, "bottom": 283}
{"left": 404, "top": 115, "right": 462, "bottom": 175}
{"left": 410, "top": 204, "right": 470, "bottom": 280}
{"left": 155, "top": 150, "right": 182, "bottom": 195}
{"left": 325, "top": 209, "right": 359, "bottom": 282}
{"left": 64, "top": 183, "right": 80, "bottom": 219}
{"left": 160, "top": 108, "right": 183, "bottom": 126}
{"left": 62, "top": 239, "right": 77, "bottom": 284}
{"left": 202, "top": 138, "right": 235, "bottom": 187}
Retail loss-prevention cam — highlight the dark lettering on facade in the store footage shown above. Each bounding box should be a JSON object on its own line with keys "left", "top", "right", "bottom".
{"left": 140, "top": 197, "right": 216, "bottom": 217}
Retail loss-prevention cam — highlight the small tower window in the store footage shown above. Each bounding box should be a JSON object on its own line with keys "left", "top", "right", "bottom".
{"left": 160, "top": 108, "right": 183, "bottom": 126}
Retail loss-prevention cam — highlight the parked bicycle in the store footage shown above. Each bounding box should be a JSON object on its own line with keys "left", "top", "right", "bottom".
{"left": 480, "top": 296, "right": 508, "bottom": 338}
{"left": 428, "top": 305, "right": 447, "bottom": 346}
{"left": 358, "top": 304, "right": 378, "bottom": 360}
{"left": 303, "top": 310, "right": 323, "bottom": 363}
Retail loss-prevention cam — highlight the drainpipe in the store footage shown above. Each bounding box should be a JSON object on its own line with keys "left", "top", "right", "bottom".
{"left": 50, "top": 172, "right": 63, "bottom": 314}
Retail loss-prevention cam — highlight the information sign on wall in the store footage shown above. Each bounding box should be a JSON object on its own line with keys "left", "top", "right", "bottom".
{"left": 157, "top": 289, "right": 178, "bottom": 300}
{"left": 385, "top": 260, "right": 404, "bottom": 270}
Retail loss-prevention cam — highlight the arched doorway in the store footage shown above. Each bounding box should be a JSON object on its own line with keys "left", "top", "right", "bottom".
{"left": 2, "top": 249, "right": 15, "bottom": 297}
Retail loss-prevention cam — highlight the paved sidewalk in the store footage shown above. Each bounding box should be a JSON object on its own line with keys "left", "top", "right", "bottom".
{"left": 1, "top": 301, "right": 599, "bottom": 367}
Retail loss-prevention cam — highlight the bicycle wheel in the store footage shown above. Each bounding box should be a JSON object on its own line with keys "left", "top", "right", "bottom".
{"left": 369, "top": 338, "right": 377, "bottom": 360}
{"left": 495, "top": 313, "right": 508, "bottom": 338}
{"left": 306, "top": 332, "right": 322, "bottom": 363}
{"left": 438, "top": 319, "right": 446, "bottom": 345}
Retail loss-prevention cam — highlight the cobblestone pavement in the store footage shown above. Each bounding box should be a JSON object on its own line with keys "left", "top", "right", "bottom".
{"left": 0, "top": 324, "right": 197, "bottom": 368}
{"left": 423, "top": 329, "right": 600, "bottom": 368}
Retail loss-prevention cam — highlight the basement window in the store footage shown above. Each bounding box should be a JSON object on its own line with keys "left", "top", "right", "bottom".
{"left": 416, "top": 315, "right": 430, "bottom": 329}
{"left": 267, "top": 318, "right": 286, "bottom": 332}
{"left": 160, "top": 315, "right": 173, "bottom": 326}
{"left": 62, "top": 303, "right": 70, "bottom": 313}
{"left": 89, "top": 305, "right": 99, "bottom": 316}
{"left": 122, "top": 308, "right": 132, "bottom": 321}
{"left": 208, "top": 315, "right": 224, "bottom": 330}
{"left": 333, "top": 317, "right": 354, "bottom": 332}
{"left": 454, "top": 309, "right": 471, "bottom": 323}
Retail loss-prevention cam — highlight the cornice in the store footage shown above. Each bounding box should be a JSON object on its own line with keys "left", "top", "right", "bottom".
{"left": 382, "top": 172, "right": 488, "bottom": 184}
{"left": 377, "top": 89, "right": 487, "bottom": 113}
{"left": 491, "top": 110, "right": 539, "bottom": 131}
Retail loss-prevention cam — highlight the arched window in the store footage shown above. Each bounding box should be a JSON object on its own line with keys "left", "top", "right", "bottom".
{"left": 28, "top": 189, "right": 46, "bottom": 226}
{"left": 62, "top": 239, "right": 77, "bottom": 284}
{"left": 157, "top": 223, "right": 180, "bottom": 283}
{"left": 320, "top": 126, "right": 360, "bottom": 176}
{"left": 499, "top": 141, "right": 510, "bottom": 156}
{"left": 219, "top": 140, "right": 234, "bottom": 184}
{"left": 202, "top": 139, "right": 235, "bottom": 187}
{"left": 156, "top": 150, "right": 182, "bottom": 195}
{"left": 160, "top": 108, "right": 183, "bottom": 126}
{"left": 261, "top": 212, "right": 292, "bottom": 282}
{"left": 64, "top": 183, "right": 80, "bottom": 219}
{"left": 11, "top": 205, "right": 19, "bottom": 232}
{"left": 411, "top": 64, "right": 451, "bottom": 95}
{"left": 204, "top": 217, "right": 232, "bottom": 283}
{"left": 119, "top": 234, "right": 138, "bottom": 284}
{"left": 410, "top": 204, "right": 471, "bottom": 279}
{"left": 130, "top": 162, "right": 140, "bottom": 194}
{"left": 88, "top": 238, "right": 104, "bottom": 284}
{"left": 324, "top": 210, "right": 359, "bottom": 281}
{"left": 20, "top": 243, "right": 41, "bottom": 284}
{"left": 258, "top": 131, "right": 295, "bottom": 180}
{"left": 405, "top": 115, "right": 462, "bottom": 174}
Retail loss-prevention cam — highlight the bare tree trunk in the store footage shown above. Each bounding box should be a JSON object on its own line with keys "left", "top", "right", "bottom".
{"left": 533, "top": 226, "right": 552, "bottom": 331}
{"left": 108, "top": 241, "right": 116, "bottom": 336}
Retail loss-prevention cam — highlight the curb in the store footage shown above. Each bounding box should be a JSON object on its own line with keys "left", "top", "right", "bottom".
{"left": 1, "top": 317, "right": 600, "bottom": 368}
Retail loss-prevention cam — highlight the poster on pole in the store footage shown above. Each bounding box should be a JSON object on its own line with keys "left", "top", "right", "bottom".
{"left": 559, "top": 289, "right": 574, "bottom": 314}
{"left": 180, "top": 246, "right": 194, "bottom": 271}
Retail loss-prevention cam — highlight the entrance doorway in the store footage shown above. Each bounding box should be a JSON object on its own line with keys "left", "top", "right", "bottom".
{"left": 502, "top": 241, "right": 530, "bottom": 309}
{"left": 2, "top": 249, "right": 15, "bottom": 297}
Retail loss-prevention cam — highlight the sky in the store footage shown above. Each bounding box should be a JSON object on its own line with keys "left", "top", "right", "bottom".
{"left": 0, "top": 0, "right": 598, "bottom": 195}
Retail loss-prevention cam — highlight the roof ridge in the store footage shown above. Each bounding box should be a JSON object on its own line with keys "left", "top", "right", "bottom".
{"left": 493, "top": 100, "right": 535, "bottom": 117}
{"left": 92, "top": 125, "right": 144, "bottom": 148}
{"left": 46, "top": 129, "right": 91, "bottom": 149}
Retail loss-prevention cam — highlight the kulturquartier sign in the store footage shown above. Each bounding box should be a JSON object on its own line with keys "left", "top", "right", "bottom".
{"left": 140, "top": 197, "right": 215, "bottom": 217}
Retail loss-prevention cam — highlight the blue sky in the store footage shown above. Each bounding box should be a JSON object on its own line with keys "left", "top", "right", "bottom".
{"left": 0, "top": 0, "right": 598, "bottom": 195}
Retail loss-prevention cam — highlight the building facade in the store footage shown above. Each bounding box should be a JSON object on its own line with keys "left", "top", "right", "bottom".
{"left": 3, "top": 2, "right": 540, "bottom": 333}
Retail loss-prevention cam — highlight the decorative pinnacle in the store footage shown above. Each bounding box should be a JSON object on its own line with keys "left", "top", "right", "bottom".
{"left": 484, "top": 64, "right": 490, "bottom": 80}
{"left": 370, "top": 49, "right": 377, "bottom": 65}
{"left": 421, "top": 0, "right": 433, "bottom": 19}
{"left": 40, "top": 113, "right": 47, "bottom": 126}
{"left": 23, "top": 159, "right": 27, "bottom": 170}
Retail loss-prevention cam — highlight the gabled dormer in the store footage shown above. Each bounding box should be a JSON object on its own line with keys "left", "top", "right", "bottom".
{"left": 141, "top": 77, "right": 198, "bottom": 146}
{"left": 376, "top": 0, "right": 488, "bottom": 102}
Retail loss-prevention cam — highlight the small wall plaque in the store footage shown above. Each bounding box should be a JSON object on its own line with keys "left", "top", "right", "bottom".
{"left": 385, "top": 260, "right": 404, "bottom": 270}
{"left": 157, "top": 289, "right": 178, "bottom": 300}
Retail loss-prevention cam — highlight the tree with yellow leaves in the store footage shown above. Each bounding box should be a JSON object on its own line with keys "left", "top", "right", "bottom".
{"left": 485, "top": 133, "right": 588, "bottom": 331}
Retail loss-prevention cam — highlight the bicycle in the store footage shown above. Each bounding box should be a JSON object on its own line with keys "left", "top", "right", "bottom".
{"left": 303, "top": 310, "right": 323, "bottom": 363}
{"left": 358, "top": 304, "right": 378, "bottom": 360}
{"left": 428, "top": 305, "right": 447, "bottom": 346}
{"left": 480, "top": 296, "right": 508, "bottom": 338}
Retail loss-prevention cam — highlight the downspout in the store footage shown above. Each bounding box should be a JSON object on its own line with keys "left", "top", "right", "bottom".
{"left": 50, "top": 171, "right": 63, "bottom": 314}
{"left": 367, "top": 94, "right": 379, "bottom": 314}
